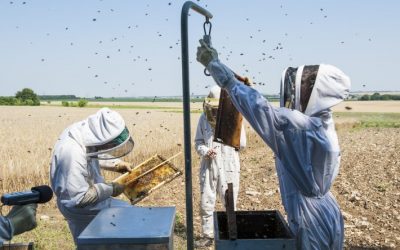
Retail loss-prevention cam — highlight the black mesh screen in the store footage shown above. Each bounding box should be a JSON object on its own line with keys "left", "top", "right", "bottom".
{"left": 300, "top": 65, "right": 320, "bottom": 112}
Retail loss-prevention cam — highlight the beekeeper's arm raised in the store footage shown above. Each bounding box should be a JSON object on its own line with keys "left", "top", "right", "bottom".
{"left": 197, "top": 39, "right": 282, "bottom": 155}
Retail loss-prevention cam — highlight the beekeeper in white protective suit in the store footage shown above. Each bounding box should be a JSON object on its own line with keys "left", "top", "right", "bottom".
{"left": 197, "top": 40, "right": 350, "bottom": 250}
{"left": 194, "top": 85, "right": 246, "bottom": 247}
{"left": 50, "top": 108, "right": 135, "bottom": 243}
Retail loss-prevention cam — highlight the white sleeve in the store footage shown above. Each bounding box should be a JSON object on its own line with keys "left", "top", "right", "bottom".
{"left": 99, "top": 156, "right": 122, "bottom": 168}
{"left": 60, "top": 147, "right": 113, "bottom": 207}
{"left": 194, "top": 115, "right": 210, "bottom": 157}
{"left": 207, "top": 60, "right": 283, "bottom": 155}
{"left": 239, "top": 124, "right": 247, "bottom": 150}
{"left": 93, "top": 183, "right": 114, "bottom": 203}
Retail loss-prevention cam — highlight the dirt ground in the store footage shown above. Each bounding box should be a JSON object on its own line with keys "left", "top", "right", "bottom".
{"left": 139, "top": 127, "right": 400, "bottom": 250}
{"left": 0, "top": 104, "right": 399, "bottom": 249}
{"left": 41, "top": 128, "right": 399, "bottom": 249}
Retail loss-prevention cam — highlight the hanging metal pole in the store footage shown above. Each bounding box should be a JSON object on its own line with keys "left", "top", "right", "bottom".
{"left": 181, "top": 2, "right": 212, "bottom": 250}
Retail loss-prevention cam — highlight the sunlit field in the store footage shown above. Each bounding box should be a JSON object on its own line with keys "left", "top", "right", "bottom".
{"left": 0, "top": 101, "right": 399, "bottom": 249}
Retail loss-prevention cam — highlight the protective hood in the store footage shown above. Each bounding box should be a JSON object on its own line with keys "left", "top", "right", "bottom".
{"left": 203, "top": 86, "right": 221, "bottom": 128}
{"left": 280, "top": 64, "right": 351, "bottom": 116}
{"left": 208, "top": 85, "right": 221, "bottom": 99}
{"left": 79, "top": 108, "right": 134, "bottom": 159}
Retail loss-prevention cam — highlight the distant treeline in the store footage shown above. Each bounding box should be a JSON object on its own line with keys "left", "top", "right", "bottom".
{"left": 39, "top": 95, "right": 78, "bottom": 100}
{"left": 0, "top": 88, "right": 40, "bottom": 106}
{"left": 2, "top": 93, "right": 285, "bottom": 104}
{"left": 359, "top": 93, "right": 400, "bottom": 101}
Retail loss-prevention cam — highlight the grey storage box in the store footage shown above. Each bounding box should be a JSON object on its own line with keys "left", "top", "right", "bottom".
{"left": 214, "top": 210, "right": 296, "bottom": 250}
{"left": 77, "top": 206, "right": 175, "bottom": 250}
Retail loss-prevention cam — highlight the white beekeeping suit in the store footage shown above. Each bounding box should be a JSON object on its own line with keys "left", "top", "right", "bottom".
{"left": 195, "top": 86, "right": 246, "bottom": 239}
{"left": 50, "top": 108, "right": 134, "bottom": 243}
{"left": 204, "top": 57, "right": 350, "bottom": 249}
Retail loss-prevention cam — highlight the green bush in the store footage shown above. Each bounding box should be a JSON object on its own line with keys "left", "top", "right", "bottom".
{"left": 77, "top": 99, "right": 88, "bottom": 107}
{"left": 24, "top": 99, "right": 34, "bottom": 106}
{"left": 61, "top": 101, "right": 70, "bottom": 107}
{"left": 0, "top": 97, "right": 17, "bottom": 105}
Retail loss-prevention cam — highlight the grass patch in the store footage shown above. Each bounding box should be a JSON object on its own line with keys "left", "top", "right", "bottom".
{"left": 42, "top": 103, "right": 179, "bottom": 110}
{"left": 374, "top": 182, "right": 390, "bottom": 192}
{"left": 335, "top": 112, "right": 400, "bottom": 128}
{"left": 11, "top": 218, "right": 74, "bottom": 250}
{"left": 164, "top": 109, "right": 203, "bottom": 114}
{"left": 87, "top": 104, "right": 178, "bottom": 110}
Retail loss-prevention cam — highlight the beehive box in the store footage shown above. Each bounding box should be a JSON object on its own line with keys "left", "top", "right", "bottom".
{"left": 77, "top": 207, "right": 175, "bottom": 250}
{"left": 114, "top": 154, "right": 182, "bottom": 204}
{"left": 214, "top": 210, "right": 296, "bottom": 250}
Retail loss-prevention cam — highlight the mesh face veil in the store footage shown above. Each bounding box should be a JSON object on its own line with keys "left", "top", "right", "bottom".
{"left": 203, "top": 97, "right": 219, "bottom": 129}
{"left": 280, "top": 65, "right": 320, "bottom": 113}
{"left": 86, "top": 127, "right": 134, "bottom": 159}
{"left": 203, "top": 85, "right": 221, "bottom": 129}
{"left": 281, "top": 67, "right": 298, "bottom": 109}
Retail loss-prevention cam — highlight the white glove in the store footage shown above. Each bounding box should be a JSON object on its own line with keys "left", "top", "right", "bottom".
{"left": 197, "top": 39, "right": 218, "bottom": 67}
{"left": 114, "top": 161, "right": 133, "bottom": 173}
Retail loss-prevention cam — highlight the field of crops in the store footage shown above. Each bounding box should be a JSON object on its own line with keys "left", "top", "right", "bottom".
{"left": 0, "top": 101, "right": 399, "bottom": 249}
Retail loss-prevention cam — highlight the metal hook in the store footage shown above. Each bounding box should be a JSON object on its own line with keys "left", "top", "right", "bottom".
{"left": 203, "top": 18, "right": 212, "bottom": 76}
{"left": 203, "top": 18, "right": 212, "bottom": 36}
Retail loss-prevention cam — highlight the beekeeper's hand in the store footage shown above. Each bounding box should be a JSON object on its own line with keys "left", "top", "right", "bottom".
{"left": 114, "top": 161, "right": 133, "bottom": 173}
{"left": 6, "top": 204, "right": 37, "bottom": 236}
{"left": 206, "top": 149, "right": 217, "bottom": 159}
{"left": 197, "top": 39, "right": 218, "bottom": 67}
{"left": 111, "top": 182, "right": 125, "bottom": 197}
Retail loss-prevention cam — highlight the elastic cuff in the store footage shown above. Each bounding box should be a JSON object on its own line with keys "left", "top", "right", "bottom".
{"left": 207, "top": 59, "right": 235, "bottom": 88}
{"left": 198, "top": 146, "right": 210, "bottom": 157}
{"left": 94, "top": 183, "right": 113, "bottom": 202}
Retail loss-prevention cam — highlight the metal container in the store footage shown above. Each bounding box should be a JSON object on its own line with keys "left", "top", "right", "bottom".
{"left": 77, "top": 207, "right": 175, "bottom": 250}
{"left": 214, "top": 210, "right": 296, "bottom": 250}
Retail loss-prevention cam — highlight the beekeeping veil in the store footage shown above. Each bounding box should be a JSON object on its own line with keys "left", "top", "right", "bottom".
{"left": 280, "top": 64, "right": 351, "bottom": 116}
{"left": 81, "top": 108, "right": 134, "bottom": 159}
{"left": 203, "top": 85, "right": 221, "bottom": 128}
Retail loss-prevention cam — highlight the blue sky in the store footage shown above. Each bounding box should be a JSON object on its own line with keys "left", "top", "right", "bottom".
{"left": 0, "top": 0, "right": 399, "bottom": 97}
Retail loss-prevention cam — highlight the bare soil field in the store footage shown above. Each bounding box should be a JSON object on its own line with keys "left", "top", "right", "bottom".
{"left": 0, "top": 102, "right": 399, "bottom": 249}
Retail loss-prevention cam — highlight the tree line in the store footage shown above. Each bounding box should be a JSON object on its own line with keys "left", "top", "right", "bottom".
{"left": 359, "top": 92, "right": 400, "bottom": 101}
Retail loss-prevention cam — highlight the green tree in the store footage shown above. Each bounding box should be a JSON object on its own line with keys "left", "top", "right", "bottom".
{"left": 15, "top": 88, "right": 40, "bottom": 106}
{"left": 370, "top": 92, "right": 381, "bottom": 100}
{"left": 360, "top": 94, "right": 370, "bottom": 101}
